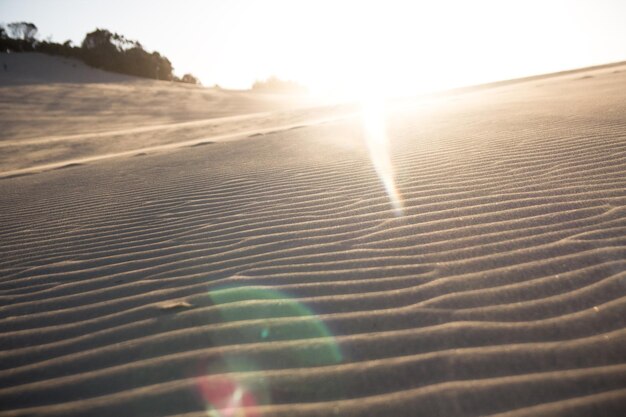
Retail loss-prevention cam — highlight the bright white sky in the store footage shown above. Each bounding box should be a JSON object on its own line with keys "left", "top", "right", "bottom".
{"left": 1, "top": 0, "right": 625, "bottom": 98}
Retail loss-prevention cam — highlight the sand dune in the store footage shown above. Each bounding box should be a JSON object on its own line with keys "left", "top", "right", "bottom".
{"left": 0, "top": 62, "right": 626, "bottom": 416}
{"left": 0, "top": 53, "right": 334, "bottom": 175}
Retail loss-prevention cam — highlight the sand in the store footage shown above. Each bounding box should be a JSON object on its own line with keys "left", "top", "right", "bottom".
{"left": 0, "top": 55, "right": 625, "bottom": 416}
{"left": 0, "top": 53, "right": 339, "bottom": 175}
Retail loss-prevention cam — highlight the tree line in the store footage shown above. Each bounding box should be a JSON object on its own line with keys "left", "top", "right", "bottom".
{"left": 0, "top": 22, "right": 200, "bottom": 84}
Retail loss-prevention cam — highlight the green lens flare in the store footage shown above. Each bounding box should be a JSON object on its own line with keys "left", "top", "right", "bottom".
{"left": 196, "top": 285, "right": 343, "bottom": 415}
{"left": 209, "top": 286, "right": 343, "bottom": 365}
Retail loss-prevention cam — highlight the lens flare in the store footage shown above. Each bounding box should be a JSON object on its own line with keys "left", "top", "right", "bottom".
{"left": 360, "top": 96, "right": 404, "bottom": 216}
{"left": 208, "top": 286, "right": 342, "bottom": 363}
{"left": 194, "top": 286, "right": 343, "bottom": 415}
{"left": 196, "top": 372, "right": 260, "bottom": 417}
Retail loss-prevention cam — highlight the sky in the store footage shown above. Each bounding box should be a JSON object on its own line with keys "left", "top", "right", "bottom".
{"left": 1, "top": 0, "right": 626, "bottom": 98}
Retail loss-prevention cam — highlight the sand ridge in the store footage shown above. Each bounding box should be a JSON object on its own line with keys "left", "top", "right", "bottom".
{"left": 0, "top": 64, "right": 625, "bottom": 415}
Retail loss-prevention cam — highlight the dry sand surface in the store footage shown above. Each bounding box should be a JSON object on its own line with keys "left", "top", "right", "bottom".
{"left": 0, "top": 53, "right": 346, "bottom": 175}
{"left": 1, "top": 56, "right": 626, "bottom": 416}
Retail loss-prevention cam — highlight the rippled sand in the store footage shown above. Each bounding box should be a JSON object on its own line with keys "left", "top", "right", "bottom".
{"left": 1, "top": 60, "right": 625, "bottom": 416}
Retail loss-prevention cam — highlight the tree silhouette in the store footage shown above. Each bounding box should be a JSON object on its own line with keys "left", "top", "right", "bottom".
{"left": 82, "top": 29, "right": 113, "bottom": 50}
{"left": 7, "top": 22, "right": 37, "bottom": 42}
{"left": 181, "top": 73, "right": 201, "bottom": 84}
{"left": 80, "top": 28, "right": 174, "bottom": 81}
{"left": 81, "top": 29, "right": 119, "bottom": 70}
{"left": 1, "top": 22, "right": 185, "bottom": 83}
{"left": 1, "top": 22, "right": 38, "bottom": 51}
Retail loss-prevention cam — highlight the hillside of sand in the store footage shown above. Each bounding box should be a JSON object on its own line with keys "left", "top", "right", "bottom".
{"left": 0, "top": 53, "right": 344, "bottom": 176}
{"left": 0, "top": 59, "right": 626, "bottom": 416}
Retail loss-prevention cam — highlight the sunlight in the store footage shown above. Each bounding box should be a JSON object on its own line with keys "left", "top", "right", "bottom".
{"left": 13, "top": 0, "right": 622, "bottom": 95}
{"left": 360, "top": 93, "right": 404, "bottom": 216}
{"left": 190, "top": 0, "right": 616, "bottom": 100}
{"left": 290, "top": 2, "right": 472, "bottom": 101}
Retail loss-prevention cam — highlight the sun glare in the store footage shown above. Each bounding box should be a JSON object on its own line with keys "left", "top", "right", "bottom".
{"left": 360, "top": 94, "right": 404, "bottom": 216}
{"left": 198, "top": 0, "right": 618, "bottom": 104}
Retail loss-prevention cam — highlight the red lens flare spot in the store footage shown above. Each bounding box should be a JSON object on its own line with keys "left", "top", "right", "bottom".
{"left": 196, "top": 374, "right": 261, "bottom": 417}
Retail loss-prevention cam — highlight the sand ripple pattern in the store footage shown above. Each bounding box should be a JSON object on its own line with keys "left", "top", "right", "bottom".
{"left": 1, "top": 71, "right": 626, "bottom": 416}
